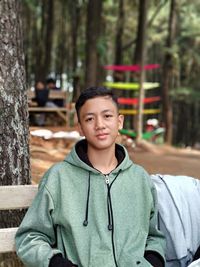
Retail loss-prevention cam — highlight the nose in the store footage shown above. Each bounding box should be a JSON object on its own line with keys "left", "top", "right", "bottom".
{"left": 95, "top": 116, "right": 105, "bottom": 130}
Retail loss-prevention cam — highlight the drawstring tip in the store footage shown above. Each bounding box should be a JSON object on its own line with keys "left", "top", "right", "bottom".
{"left": 108, "top": 224, "right": 113, "bottom": 231}
{"left": 83, "top": 220, "right": 88, "bottom": 227}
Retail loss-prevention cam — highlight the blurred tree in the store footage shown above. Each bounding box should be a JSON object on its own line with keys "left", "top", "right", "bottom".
{"left": 54, "top": 0, "right": 69, "bottom": 88}
{"left": 114, "top": 0, "right": 124, "bottom": 66}
{"left": 69, "top": 0, "right": 82, "bottom": 100}
{"left": 37, "top": 0, "right": 54, "bottom": 81}
{"left": 23, "top": 0, "right": 54, "bottom": 83}
{"left": 113, "top": 0, "right": 125, "bottom": 83}
{"left": 162, "top": 0, "right": 178, "bottom": 144}
{"left": 85, "top": 0, "right": 103, "bottom": 87}
{"left": 133, "top": 0, "right": 148, "bottom": 141}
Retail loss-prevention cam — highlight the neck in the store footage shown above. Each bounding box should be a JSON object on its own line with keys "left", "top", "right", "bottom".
{"left": 88, "top": 146, "right": 118, "bottom": 174}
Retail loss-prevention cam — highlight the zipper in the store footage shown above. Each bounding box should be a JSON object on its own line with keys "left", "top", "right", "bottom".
{"left": 105, "top": 174, "right": 110, "bottom": 185}
{"left": 104, "top": 174, "right": 118, "bottom": 267}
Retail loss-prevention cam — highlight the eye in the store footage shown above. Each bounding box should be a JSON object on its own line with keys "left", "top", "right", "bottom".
{"left": 85, "top": 117, "right": 93, "bottom": 122}
{"left": 104, "top": 114, "right": 113, "bottom": 119}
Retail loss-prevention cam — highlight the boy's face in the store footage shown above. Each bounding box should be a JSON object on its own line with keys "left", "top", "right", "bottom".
{"left": 78, "top": 96, "right": 124, "bottom": 151}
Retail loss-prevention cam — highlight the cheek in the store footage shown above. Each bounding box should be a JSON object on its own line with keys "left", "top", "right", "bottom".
{"left": 110, "top": 121, "right": 121, "bottom": 131}
{"left": 78, "top": 123, "right": 85, "bottom": 136}
{"left": 78, "top": 128, "right": 84, "bottom": 136}
{"left": 79, "top": 123, "right": 94, "bottom": 137}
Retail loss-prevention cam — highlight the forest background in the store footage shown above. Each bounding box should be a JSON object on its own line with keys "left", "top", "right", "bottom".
{"left": 22, "top": 0, "right": 200, "bottom": 147}
{"left": 1, "top": 1, "right": 200, "bottom": 266}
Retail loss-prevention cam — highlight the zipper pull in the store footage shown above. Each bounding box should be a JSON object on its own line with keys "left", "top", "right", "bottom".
{"left": 105, "top": 175, "right": 109, "bottom": 185}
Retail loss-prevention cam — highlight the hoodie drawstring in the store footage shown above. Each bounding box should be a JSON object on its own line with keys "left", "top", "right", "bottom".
{"left": 106, "top": 170, "right": 121, "bottom": 267}
{"left": 106, "top": 170, "right": 121, "bottom": 231}
{"left": 107, "top": 188, "right": 113, "bottom": 231}
{"left": 83, "top": 172, "right": 91, "bottom": 226}
{"left": 83, "top": 170, "right": 121, "bottom": 229}
{"left": 83, "top": 170, "right": 121, "bottom": 267}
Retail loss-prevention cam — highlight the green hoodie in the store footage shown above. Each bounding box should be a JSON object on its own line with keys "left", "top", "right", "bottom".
{"left": 15, "top": 140, "right": 165, "bottom": 267}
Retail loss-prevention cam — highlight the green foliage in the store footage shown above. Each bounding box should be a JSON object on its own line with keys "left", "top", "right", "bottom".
{"left": 97, "top": 36, "right": 108, "bottom": 64}
{"left": 21, "top": 0, "right": 200, "bottom": 145}
{"left": 170, "top": 87, "right": 200, "bottom": 102}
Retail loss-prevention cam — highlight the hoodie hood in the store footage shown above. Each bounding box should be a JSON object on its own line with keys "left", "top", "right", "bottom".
{"left": 64, "top": 139, "right": 133, "bottom": 174}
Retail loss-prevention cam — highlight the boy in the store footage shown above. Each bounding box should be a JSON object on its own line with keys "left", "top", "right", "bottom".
{"left": 15, "top": 86, "right": 165, "bottom": 267}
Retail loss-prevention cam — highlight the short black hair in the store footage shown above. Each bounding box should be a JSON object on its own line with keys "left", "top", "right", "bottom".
{"left": 46, "top": 78, "right": 56, "bottom": 84}
{"left": 75, "top": 86, "right": 119, "bottom": 121}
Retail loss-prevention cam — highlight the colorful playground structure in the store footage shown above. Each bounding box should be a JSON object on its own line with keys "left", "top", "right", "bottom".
{"left": 103, "top": 64, "right": 164, "bottom": 142}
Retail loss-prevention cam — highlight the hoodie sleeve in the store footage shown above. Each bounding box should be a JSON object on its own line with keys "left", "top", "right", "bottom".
{"left": 15, "top": 177, "right": 62, "bottom": 267}
{"left": 144, "top": 176, "right": 166, "bottom": 266}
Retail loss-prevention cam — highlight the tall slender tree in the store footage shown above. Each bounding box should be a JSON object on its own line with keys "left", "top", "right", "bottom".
{"left": 162, "top": 0, "right": 178, "bottom": 144}
{"left": 114, "top": 0, "right": 124, "bottom": 66}
{"left": 133, "top": 0, "right": 148, "bottom": 140}
{"left": 34, "top": 0, "right": 54, "bottom": 81}
{"left": 69, "top": 0, "right": 81, "bottom": 99}
{"left": 114, "top": 0, "right": 125, "bottom": 83}
{"left": 85, "top": 0, "right": 103, "bottom": 87}
{"left": 44, "top": 0, "right": 54, "bottom": 77}
{"left": 55, "top": 0, "right": 69, "bottom": 88}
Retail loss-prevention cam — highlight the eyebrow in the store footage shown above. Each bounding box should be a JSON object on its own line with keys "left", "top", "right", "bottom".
{"left": 82, "top": 109, "right": 115, "bottom": 118}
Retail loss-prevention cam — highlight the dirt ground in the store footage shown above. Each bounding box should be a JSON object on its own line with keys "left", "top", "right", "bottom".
{"left": 30, "top": 127, "right": 200, "bottom": 184}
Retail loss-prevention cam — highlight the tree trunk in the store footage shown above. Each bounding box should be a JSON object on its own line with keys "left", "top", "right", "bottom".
{"left": 122, "top": 1, "right": 168, "bottom": 51}
{"left": 133, "top": 0, "right": 148, "bottom": 141}
{"left": 85, "top": 0, "right": 103, "bottom": 88}
{"left": 21, "top": 1, "right": 32, "bottom": 86}
{"left": 114, "top": 0, "right": 124, "bottom": 66}
{"left": 55, "top": 0, "right": 68, "bottom": 88}
{"left": 70, "top": 0, "right": 81, "bottom": 100}
{"left": 113, "top": 0, "right": 125, "bottom": 84}
{"left": 162, "top": 0, "right": 177, "bottom": 144}
{"left": 35, "top": 0, "right": 54, "bottom": 82}
{"left": 44, "top": 0, "right": 54, "bottom": 76}
{"left": 0, "top": 1, "right": 31, "bottom": 265}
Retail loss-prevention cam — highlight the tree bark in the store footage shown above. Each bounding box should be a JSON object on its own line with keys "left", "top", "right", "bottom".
{"left": 70, "top": 0, "right": 81, "bottom": 100}
{"left": 122, "top": 0, "right": 168, "bottom": 51}
{"left": 44, "top": 0, "right": 54, "bottom": 76}
{"left": 114, "top": 0, "right": 124, "bottom": 66}
{"left": 55, "top": 0, "right": 68, "bottom": 88}
{"left": 0, "top": 1, "right": 31, "bottom": 265}
{"left": 85, "top": 0, "right": 103, "bottom": 88}
{"left": 35, "top": 0, "right": 54, "bottom": 82}
{"left": 113, "top": 0, "right": 125, "bottom": 83}
{"left": 133, "top": 0, "right": 148, "bottom": 141}
{"left": 162, "top": 0, "right": 177, "bottom": 144}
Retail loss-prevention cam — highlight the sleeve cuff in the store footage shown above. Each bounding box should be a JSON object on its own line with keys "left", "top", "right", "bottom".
{"left": 144, "top": 250, "right": 165, "bottom": 267}
{"left": 49, "top": 253, "right": 77, "bottom": 267}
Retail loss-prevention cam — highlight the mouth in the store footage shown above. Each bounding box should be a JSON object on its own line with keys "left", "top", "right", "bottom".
{"left": 96, "top": 133, "right": 108, "bottom": 139}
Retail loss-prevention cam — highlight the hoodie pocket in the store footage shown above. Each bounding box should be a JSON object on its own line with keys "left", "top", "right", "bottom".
{"left": 118, "top": 253, "right": 152, "bottom": 267}
{"left": 89, "top": 251, "right": 114, "bottom": 267}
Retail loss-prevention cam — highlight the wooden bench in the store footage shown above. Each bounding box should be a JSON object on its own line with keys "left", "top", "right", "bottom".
{"left": 0, "top": 185, "right": 38, "bottom": 253}
{"left": 28, "top": 90, "right": 74, "bottom": 126}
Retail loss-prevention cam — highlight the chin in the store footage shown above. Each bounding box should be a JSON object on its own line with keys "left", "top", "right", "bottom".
{"left": 93, "top": 142, "right": 114, "bottom": 150}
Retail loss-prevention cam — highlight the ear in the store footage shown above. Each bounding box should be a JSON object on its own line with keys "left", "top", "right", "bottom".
{"left": 77, "top": 122, "right": 84, "bottom": 136}
{"left": 118, "top": 114, "right": 124, "bottom": 130}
